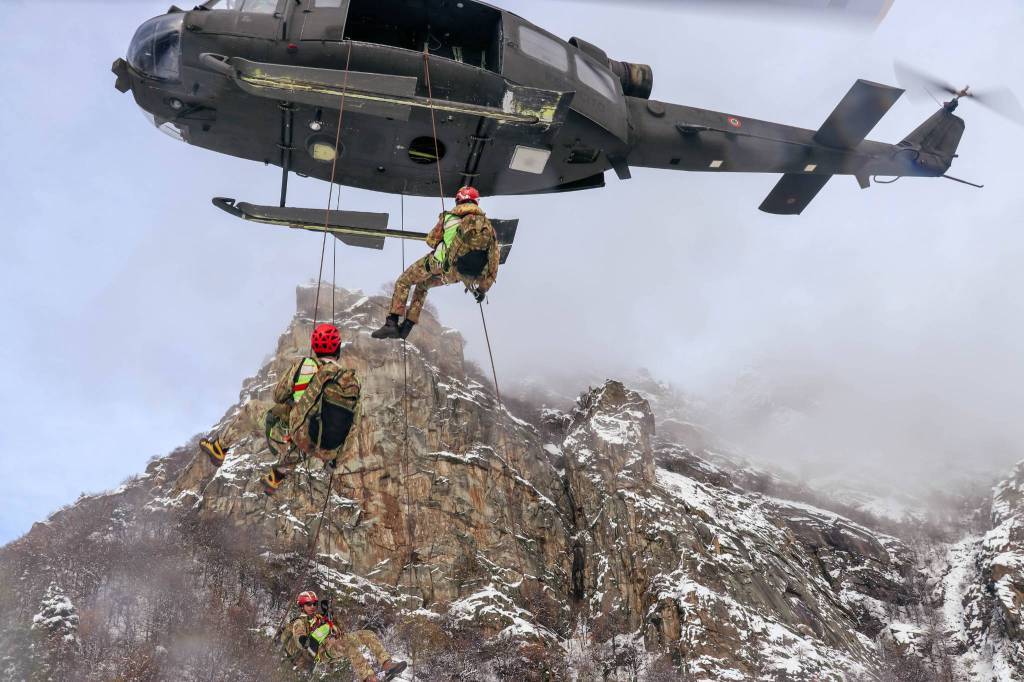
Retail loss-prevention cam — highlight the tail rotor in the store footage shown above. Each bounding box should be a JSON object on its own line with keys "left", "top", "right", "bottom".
{"left": 895, "top": 61, "right": 1024, "bottom": 125}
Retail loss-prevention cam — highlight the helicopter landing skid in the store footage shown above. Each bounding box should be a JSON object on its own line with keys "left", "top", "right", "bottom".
{"left": 213, "top": 197, "right": 519, "bottom": 263}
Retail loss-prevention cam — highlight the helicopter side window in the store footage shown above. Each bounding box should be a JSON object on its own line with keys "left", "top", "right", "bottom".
{"left": 518, "top": 26, "right": 568, "bottom": 72}
{"left": 203, "top": 0, "right": 280, "bottom": 13}
{"left": 314, "top": 0, "right": 344, "bottom": 6}
{"left": 574, "top": 54, "right": 618, "bottom": 101}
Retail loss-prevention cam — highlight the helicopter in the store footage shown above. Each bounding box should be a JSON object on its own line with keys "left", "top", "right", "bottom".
{"left": 112, "top": 0, "right": 981, "bottom": 254}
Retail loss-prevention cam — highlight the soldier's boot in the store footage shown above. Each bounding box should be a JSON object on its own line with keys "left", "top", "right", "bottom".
{"left": 262, "top": 467, "right": 287, "bottom": 495}
{"left": 371, "top": 314, "right": 402, "bottom": 340}
{"left": 398, "top": 319, "right": 415, "bottom": 340}
{"left": 200, "top": 438, "right": 227, "bottom": 468}
{"left": 382, "top": 660, "right": 408, "bottom": 681}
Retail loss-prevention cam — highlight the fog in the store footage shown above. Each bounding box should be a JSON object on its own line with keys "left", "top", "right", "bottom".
{"left": 1, "top": 0, "right": 1022, "bottom": 542}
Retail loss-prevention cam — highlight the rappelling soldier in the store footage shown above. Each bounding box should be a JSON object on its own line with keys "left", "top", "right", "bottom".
{"left": 281, "top": 590, "right": 408, "bottom": 682}
{"left": 200, "top": 323, "right": 360, "bottom": 495}
{"left": 372, "top": 186, "right": 500, "bottom": 340}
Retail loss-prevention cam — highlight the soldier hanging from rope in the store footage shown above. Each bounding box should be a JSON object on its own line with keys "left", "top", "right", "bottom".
{"left": 372, "top": 186, "right": 500, "bottom": 340}
{"left": 200, "top": 323, "right": 360, "bottom": 495}
{"left": 280, "top": 590, "right": 407, "bottom": 682}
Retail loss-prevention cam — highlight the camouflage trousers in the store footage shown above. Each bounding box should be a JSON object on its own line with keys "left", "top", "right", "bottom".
{"left": 321, "top": 630, "right": 392, "bottom": 681}
{"left": 285, "top": 621, "right": 391, "bottom": 680}
{"left": 388, "top": 254, "right": 461, "bottom": 323}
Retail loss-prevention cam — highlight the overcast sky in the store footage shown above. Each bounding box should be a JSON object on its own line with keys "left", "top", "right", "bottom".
{"left": 1, "top": 0, "right": 1022, "bottom": 543}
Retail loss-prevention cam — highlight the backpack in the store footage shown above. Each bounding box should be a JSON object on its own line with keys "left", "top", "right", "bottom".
{"left": 446, "top": 212, "right": 495, "bottom": 278}
{"left": 289, "top": 360, "right": 359, "bottom": 453}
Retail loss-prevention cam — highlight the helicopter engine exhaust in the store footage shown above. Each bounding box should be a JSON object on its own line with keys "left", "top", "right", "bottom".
{"left": 569, "top": 37, "right": 653, "bottom": 99}
{"left": 609, "top": 60, "right": 654, "bottom": 99}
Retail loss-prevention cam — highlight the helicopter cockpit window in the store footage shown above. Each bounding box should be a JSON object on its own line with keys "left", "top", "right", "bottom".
{"left": 127, "top": 13, "right": 184, "bottom": 82}
{"left": 574, "top": 54, "right": 618, "bottom": 100}
{"left": 203, "top": 0, "right": 279, "bottom": 13}
{"left": 518, "top": 26, "right": 568, "bottom": 72}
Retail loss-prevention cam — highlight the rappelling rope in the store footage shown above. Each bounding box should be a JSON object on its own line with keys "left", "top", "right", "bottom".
{"left": 398, "top": 194, "right": 418, "bottom": 586}
{"left": 312, "top": 41, "right": 353, "bottom": 328}
{"left": 273, "top": 41, "right": 353, "bottom": 643}
{"left": 420, "top": 51, "right": 530, "bottom": 587}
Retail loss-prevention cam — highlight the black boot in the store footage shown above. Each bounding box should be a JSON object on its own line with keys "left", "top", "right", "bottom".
{"left": 398, "top": 319, "right": 416, "bottom": 340}
{"left": 372, "top": 314, "right": 401, "bottom": 339}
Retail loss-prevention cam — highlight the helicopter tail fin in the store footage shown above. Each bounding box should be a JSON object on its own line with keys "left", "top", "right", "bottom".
{"left": 899, "top": 108, "right": 966, "bottom": 175}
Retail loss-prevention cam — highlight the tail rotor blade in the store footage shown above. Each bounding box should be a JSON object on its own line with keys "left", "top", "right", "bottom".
{"left": 894, "top": 61, "right": 958, "bottom": 100}
{"left": 973, "top": 87, "right": 1024, "bottom": 126}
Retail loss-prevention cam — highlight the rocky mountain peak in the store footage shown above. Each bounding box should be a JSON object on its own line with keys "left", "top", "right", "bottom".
{"left": 1, "top": 285, "right": 1022, "bottom": 680}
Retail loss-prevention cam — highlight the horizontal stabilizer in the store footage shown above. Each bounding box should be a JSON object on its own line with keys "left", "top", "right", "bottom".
{"left": 814, "top": 79, "right": 903, "bottom": 149}
{"left": 213, "top": 198, "right": 519, "bottom": 261}
{"left": 491, "top": 219, "right": 519, "bottom": 265}
{"left": 759, "top": 174, "right": 832, "bottom": 215}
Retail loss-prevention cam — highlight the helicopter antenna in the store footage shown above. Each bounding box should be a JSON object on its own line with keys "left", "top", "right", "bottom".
{"left": 941, "top": 174, "right": 984, "bottom": 189}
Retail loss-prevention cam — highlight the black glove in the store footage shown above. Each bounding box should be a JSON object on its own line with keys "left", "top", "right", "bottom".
{"left": 298, "top": 635, "right": 309, "bottom": 648}
{"left": 474, "top": 289, "right": 486, "bottom": 303}
{"left": 328, "top": 458, "right": 338, "bottom": 469}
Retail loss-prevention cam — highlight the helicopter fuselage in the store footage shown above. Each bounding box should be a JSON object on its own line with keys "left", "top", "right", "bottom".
{"left": 115, "top": 0, "right": 964, "bottom": 213}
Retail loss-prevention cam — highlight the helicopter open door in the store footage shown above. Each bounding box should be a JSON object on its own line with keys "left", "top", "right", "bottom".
{"left": 343, "top": 0, "right": 503, "bottom": 72}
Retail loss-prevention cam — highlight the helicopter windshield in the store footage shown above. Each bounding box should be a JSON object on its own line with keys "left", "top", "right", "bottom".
{"left": 127, "top": 14, "right": 184, "bottom": 82}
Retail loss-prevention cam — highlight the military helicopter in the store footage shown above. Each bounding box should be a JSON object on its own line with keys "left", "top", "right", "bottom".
{"left": 111, "top": 0, "right": 992, "bottom": 254}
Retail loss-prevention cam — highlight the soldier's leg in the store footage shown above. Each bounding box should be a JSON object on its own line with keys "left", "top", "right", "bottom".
{"left": 405, "top": 258, "right": 448, "bottom": 323}
{"left": 201, "top": 399, "right": 275, "bottom": 467}
{"left": 352, "top": 630, "right": 392, "bottom": 667}
{"left": 324, "top": 633, "right": 376, "bottom": 681}
{"left": 389, "top": 256, "right": 435, "bottom": 318}
{"left": 262, "top": 446, "right": 306, "bottom": 494}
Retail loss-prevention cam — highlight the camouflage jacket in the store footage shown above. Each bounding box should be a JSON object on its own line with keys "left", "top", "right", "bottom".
{"left": 425, "top": 203, "right": 500, "bottom": 293}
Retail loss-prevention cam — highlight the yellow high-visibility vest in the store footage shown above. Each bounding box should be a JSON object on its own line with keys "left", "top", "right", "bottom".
{"left": 433, "top": 212, "right": 463, "bottom": 263}
{"left": 292, "top": 358, "right": 319, "bottom": 402}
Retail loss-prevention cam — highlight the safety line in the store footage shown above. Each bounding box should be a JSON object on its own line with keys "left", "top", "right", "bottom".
{"left": 274, "top": 41, "right": 353, "bottom": 648}
{"left": 420, "top": 52, "right": 529, "bottom": 587}
{"left": 312, "top": 42, "right": 353, "bottom": 329}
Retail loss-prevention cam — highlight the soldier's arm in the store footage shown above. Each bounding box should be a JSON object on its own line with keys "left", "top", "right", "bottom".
{"left": 478, "top": 229, "right": 501, "bottom": 293}
{"left": 290, "top": 617, "right": 310, "bottom": 650}
{"left": 272, "top": 359, "right": 302, "bottom": 405}
{"left": 425, "top": 214, "right": 445, "bottom": 248}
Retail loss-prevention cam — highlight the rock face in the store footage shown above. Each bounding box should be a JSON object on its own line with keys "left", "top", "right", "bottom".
{"left": 930, "top": 460, "right": 1024, "bottom": 680}
{"left": 0, "top": 286, "right": 1010, "bottom": 681}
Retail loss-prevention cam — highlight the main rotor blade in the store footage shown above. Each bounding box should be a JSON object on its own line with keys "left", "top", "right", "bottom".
{"left": 554, "top": 0, "right": 895, "bottom": 28}
{"left": 893, "top": 61, "right": 959, "bottom": 99}
{"left": 973, "top": 87, "right": 1024, "bottom": 126}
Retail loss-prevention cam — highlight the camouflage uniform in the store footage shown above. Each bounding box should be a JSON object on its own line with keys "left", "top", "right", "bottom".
{"left": 284, "top": 615, "right": 392, "bottom": 681}
{"left": 268, "top": 356, "right": 360, "bottom": 475}
{"left": 388, "top": 203, "right": 500, "bottom": 323}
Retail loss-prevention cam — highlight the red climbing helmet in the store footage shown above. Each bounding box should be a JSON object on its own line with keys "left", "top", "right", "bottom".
{"left": 297, "top": 591, "right": 318, "bottom": 606}
{"left": 455, "top": 186, "right": 480, "bottom": 204}
{"left": 310, "top": 323, "right": 341, "bottom": 356}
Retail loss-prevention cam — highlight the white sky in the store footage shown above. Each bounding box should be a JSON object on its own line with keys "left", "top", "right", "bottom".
{"left": 1, "top": 0, "right": 1022, "bottom": 542}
